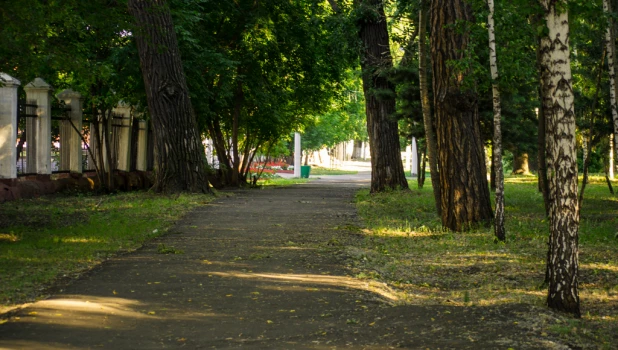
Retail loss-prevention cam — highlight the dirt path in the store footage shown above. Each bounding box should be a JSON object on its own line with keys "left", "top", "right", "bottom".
{"left": 0, "top": 176, "right": 551, "bottom": 349}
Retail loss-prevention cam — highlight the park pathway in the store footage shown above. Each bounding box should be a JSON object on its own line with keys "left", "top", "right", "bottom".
{"left": 0, "top": 174, "right": 546, "bottom": 349}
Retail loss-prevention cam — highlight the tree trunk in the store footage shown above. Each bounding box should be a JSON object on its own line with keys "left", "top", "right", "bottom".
{"left": 128, "top": 0, "right": 210, "bottom": 193}
{"left": 512, "top": 151, "right": 530, "bottom": 175}
{"left": 419, "top": 1, "right": 441, "bottom": 214}
{"left": 430, "top": 0, "right": 493, "bottom": 231}
{"left": 579, "top": 48, "right": 606, "bottom": 209}
{"left": 231, "top": 79, "right": 243, "bottom": 186}
{"left": 356, "top": 0, "right": 409, "bottom": 193}
{"left": 536, "top": 33, "right": 550, "bottom": 216}
{"left": 490, "top": 144, "right": 496, "bottom": 191}
{"left": 604, "top": 0, "right": 618, "bottom": 173}
{"left": 539, "top": 0, "right": 580, "bottom": 317}
{"left": 418, "top": 142, "right": 427, "bottom": 189}
{"left": 610, "top": 133, "right": 615, "bottom": 180}
{"left": 488, "top": 0, "right": 505, "bottom": 241}
{"left": 208, "top": 118, "right": 232, "bottom": 185}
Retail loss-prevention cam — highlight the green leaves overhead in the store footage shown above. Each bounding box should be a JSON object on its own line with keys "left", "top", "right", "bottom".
{"left": 172, "top": 0, "right": 356, "bottom": 135}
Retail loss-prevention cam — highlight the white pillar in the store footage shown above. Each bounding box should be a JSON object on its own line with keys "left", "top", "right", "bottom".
{"left": 405, "top": 144, "right": 412, "bottom": 174}
{"left": 294, "top": 132, "right": 301, "bottom": 177}
{"left": 113, "top": 102, "right": 132, "bottom": 172}
{"left": 0, "top": 73, "right": 20, "bottom": 179}
{"left": 411, "top": 137, "right": 418, "bottom": 176}
{"left": 24, "top": 78, "right": 52, "bottom": 175}
{"left": 136, "top": 120, "right": 149, "bottom": 171}
{"left": 57, "top": 89, "right": 84, "bottom": 173}
{"left": 362, "top": 141, "right": 370, "bottom": 159}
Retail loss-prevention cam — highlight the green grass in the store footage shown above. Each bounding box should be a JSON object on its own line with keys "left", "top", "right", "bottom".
{"left": 308, "top": 166, "right": 358, "bottom": 176}
{"left": 0, "top": 191, "right": 215, "bottom": 311}
{"left": 353, "top": 175, "right": 618, "bottom": 349}
{"left": 257, "top": 177, "right": 309, "bottom": 186}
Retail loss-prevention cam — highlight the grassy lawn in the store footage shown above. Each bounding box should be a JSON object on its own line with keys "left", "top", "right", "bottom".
{"left": 353, "top": 175, "right": 617, "bottom": 348}
{"left": 0, "top": 191, "right": 216, "bottom": 312}
{"left": 308, "top": 166, "right": 358, "bottom": 176}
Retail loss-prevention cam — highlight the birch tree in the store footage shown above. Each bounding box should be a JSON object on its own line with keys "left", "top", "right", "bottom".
{"left": 487, "top": 0, "right": 505, "bottom": 241}
{"left": 604, "top": 0, "right": 618, "bottom": 172}
{"left": 539, "top": 0, "right": 581, "bottom": 317}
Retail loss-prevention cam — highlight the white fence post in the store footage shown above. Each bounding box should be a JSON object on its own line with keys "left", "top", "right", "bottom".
{"left": 57, "top": 89, "right": 84, "bottom": 173}
{"left": 0, "top": 73, "right": 20, "bottom": 179}
{"left": 136, "top": 119, "right": 149, "bottom": 171}
{"left": 294, "top": 132, "right": 301, "bottom": 177}
{"left": 24, "top": 78, "right": 52, "bottom": 176}
{"left": 113, "top": 101, "right": 132, "bottom": 172}
{"left": 411, "top": 137, "right": 418, "bottom": 177}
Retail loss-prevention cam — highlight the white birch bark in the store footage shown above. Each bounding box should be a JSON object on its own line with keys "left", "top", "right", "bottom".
{"left": 604, "top": 0, "right": 618, "bottom": 167}
{"left": 539, "top": 0, "right": 580, "bottom": 317}
{"left": 487, "top": 0, "right": 505, "bottom": 241}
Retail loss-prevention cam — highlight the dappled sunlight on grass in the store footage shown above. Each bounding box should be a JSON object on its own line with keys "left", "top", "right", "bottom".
{"left": 56, "top": 237, "right": 107, "bottom": 244}
{"left": 0, "top": 233, "right": 19, "bottom": 242}
{"left": 504, "top": 175, "right": 538, "bottom": 184}
{"left": 581, "top": 263, "right": 618, "bottom": 273}
{"left": 258, "top": 178, "right": 309, "bottom": 187}
{"left": 354, "top": 178, "right": 618, "bottom": 347}
{"left": 0, "top": 192, "right": 215, "bottom": 307}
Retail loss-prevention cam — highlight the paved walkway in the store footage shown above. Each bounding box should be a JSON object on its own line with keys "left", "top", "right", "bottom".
{"left": 0, "top": 175, "right": 547, "bottom": 349}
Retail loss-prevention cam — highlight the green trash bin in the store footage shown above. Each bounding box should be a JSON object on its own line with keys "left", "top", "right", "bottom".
{"left": 300, "top": 165, "right": 311, "bottom": 178}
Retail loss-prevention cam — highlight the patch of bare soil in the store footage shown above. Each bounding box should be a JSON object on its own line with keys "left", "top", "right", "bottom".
{"left": 0, "top": 178, "right": 574, "bottom": 349}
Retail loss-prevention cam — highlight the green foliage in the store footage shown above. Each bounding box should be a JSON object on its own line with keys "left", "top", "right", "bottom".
{"left": 302, "top": 69, "right": 367, "bottom": 152}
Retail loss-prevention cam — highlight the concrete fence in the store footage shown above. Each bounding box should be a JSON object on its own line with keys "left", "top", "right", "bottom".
{"left": 0, "top": 73, "right": 152, "bottom": 183}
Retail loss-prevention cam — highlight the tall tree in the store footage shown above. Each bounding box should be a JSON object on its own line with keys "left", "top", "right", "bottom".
{"left": 604, "top": 0, "right": 618, "bottom": 169}
{"left": 355, "top": 0, "right": 409, "bottom": 192}
{"left": 128, "top": 0, "right": 210, "bottom": 193}
{"left": 487, "top": 0, "right": 505, "bottom": 241}
{"left": 419, "top": 0, "right": 441, "bottom": 215}
{"left": 537, "top": 31, "right": 551, "bottom": 217}
{"left": 538, "top": 0, "right": 580, "bottom": 317}
{"left": 429, "top": 0, "right": 493, "bottom": 231}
